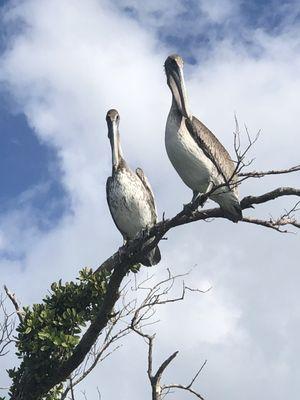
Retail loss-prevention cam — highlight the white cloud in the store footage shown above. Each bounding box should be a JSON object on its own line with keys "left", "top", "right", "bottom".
{"left": 0, "top": 0, "right": 300, "bottom": 398}
{"left": 0, "top": 230, "right": 6, "bottom": 250}
{"left": 199, "top": 0, "right": 239, "bottom": 23}
{"left": 110, "top": 0, "right": 185, "bottom": 30}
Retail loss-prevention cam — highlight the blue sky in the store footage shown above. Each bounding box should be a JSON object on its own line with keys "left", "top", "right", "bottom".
{"left": 0, "top": 1, "right": 300, "bottom": 399}
{"left": 0, "top": 106, "right": 65, "bottom": 215}
{"left": 0, "top": 3, "right": 67, "bottom": 229}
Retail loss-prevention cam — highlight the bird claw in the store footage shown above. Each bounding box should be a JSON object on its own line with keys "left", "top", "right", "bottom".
{"left": 136, "top": 227, "right": 151, "bottom": 240}
{"left": 183, "top": 202, "right": 194, "bottom": 214}
{"left": 118, "top": 239, "right": 129, "bottom": 261}
{"left": 118, "top": 245, "right": 127, "bottom": 261}
{"left": 198, "top": 197, "right": 207, "bottom": 208}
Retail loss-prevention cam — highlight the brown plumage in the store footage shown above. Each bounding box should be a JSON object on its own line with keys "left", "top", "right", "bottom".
{"left": 164, "top": 54, "right": 242, "bottom": 222}
{"left": 185, "top": 117, "right": 238, "bottom": 195}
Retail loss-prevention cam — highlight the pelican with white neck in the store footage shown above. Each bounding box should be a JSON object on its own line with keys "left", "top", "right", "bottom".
{"left": 106, "top": 109, "right": 161, "bottom": 266}
{"left": 164, "top": 54, "right": 242, "bottom": 222}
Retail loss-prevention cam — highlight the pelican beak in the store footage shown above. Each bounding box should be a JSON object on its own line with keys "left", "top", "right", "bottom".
{"left": 171, "top": 65, "right": 190, "bottom": 118}
{"left": 107, "top": 119, "right": 120, "bottom": 170}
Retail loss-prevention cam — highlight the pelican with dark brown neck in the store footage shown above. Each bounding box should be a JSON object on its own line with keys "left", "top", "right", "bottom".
{"left": 106, "top": 109, "right": 161, "bottom": 266}
{"left": 164, "top": 54, "right": 242, "bottom": 222}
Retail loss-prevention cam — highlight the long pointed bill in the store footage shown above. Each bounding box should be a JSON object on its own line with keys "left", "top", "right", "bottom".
{"left": 173, "top": 66, "right": 190, "bottom": 118}
{"left": 108, "top": 120, "right": 120, "bottom": 170}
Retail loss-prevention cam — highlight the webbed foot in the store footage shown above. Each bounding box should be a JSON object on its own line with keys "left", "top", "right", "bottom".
{"left": 118, "top": 239, "right": 128, "bottom": 261}
{"left": 136, "top": 226, "right": 151, "bottom": 241}
{"left": 183, "top": 202, "right": 194, "bottom": 214}
{"left": 118, "top": 247, "right": 126, "bottom": 262}
{"left": 197, "top": 183, "right": 214, "bottom": 207}
{"left": 198, "top": 196, "right": 208, "bottom": 208}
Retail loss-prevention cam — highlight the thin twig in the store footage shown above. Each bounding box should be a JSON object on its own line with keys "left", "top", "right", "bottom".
{"left": 3, "top": 286, "right": 23, "bottom": 323}
{"left": 239, "top": 164, "right": 300, "bottom": 178}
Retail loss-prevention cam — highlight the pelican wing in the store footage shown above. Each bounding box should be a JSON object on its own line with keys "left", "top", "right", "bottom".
{"left": 185, "top": 116, "right": 236, "bottom": 184}
{"left": 136, "top": 167, "right": 157, "bottom": 223}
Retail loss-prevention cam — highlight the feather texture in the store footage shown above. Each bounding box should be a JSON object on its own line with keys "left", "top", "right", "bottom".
{"left": 165, "top": 106, "right": 242, "bottom": 222}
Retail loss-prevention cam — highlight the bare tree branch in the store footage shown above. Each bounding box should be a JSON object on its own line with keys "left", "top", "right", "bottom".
{"left": 239, "top": 164, "right": 300, "bottom": 178}
{"left": 162, "top": 360, "right": 207, "bottom": 399}
{"left": 98, "top": 186, "right": 300, "bottom": 272}
{"left": 3, "top": 285, "right": 23, "bottom": 323}
{"left": 128, "top": 271, "right": 207, "bottom": 400}
{"left": 153, "top": 351, "right": 178, "bottom": 386}
{"left": 162, "top": 382, "right": 205, "bottom": 399}
{"left": 231, "top": 118, "right": 261, "bottom": 178}
{"left": 242, "top": 201, "right": 300, "bottom": 233}
{"left": 240, "top": 187, "right": 300, "bottom": 209}
{"left": 69, "top": 376, "right": 75, "bottom": 400}
{"left": 242, "top": 216, "right": 291, "bottom": 233}
{"left": 0, "top": 293, "right": 16, "bottom": 358}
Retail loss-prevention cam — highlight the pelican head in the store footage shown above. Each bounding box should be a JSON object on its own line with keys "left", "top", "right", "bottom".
{"left": 106, "top": 109, "right": 122, "bottom": 171}
{"left": 164, "top": 54, "right": 190, "bottom": 118}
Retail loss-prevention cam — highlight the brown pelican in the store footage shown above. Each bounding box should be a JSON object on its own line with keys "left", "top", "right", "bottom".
{"left": 164, "top": 54, "right": 242, "bottom": 222}
{"left": 106, "top": 109, "right": 161, "bottom": 266}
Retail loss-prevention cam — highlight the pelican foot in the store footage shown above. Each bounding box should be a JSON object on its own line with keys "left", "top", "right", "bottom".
{"left": 198, "top": 196, "right": 208, "bottom": 208}
{"left": 118, "top": 242, "right": 128, "bottom": 261}
{"left": 137, "top": 227, "right": 151, "bottom": 240}
{"left": 200, "top": 182, "right": 214, "bottom": 207}
{"left": 192, "top": 183, "right": 214, "bottom": 208}
{"left": 183, "top": 202, "right": 194, "bottom": 214}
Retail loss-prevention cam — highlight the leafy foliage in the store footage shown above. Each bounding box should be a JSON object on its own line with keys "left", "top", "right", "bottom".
{"left": 8, "top": 268, "right": 111, "bottom": 400}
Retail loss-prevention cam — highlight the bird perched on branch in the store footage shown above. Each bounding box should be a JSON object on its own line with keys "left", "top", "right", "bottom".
{"left": 164, "top": 54, "right": 242, "bottom": 222}
{"left": 106, "top": 109, "right": 161, "bottom": 266}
